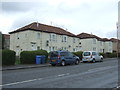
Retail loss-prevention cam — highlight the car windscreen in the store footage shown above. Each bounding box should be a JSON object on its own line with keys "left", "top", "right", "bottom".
{"left": 60, "top": 52, "right": 69, "bottom": 56}
{"left": 83, "top": 52, "right": 91, "bottom": 56}
{"left": 50, "top": 52, "right": 58, "bottom": 57}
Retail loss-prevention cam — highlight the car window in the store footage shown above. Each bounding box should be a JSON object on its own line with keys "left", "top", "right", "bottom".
{"left": 83, "top": 52, "right": 90, "bottom": 56}
{"left": 68, "top": 52, "right": 74, "bottom": 57}
{"left": 60, "top": 52, "right": 69, "bottom": 56}
{"left": 92, "top": 52, "right": 97, "bottom": 55}
{"left": 50, "top": 52, "right": 58, "bottom": 57}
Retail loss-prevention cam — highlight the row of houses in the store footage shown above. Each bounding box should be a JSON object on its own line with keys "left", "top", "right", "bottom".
{"left": 8, "top": 22, "right": 120, "bottom": 56}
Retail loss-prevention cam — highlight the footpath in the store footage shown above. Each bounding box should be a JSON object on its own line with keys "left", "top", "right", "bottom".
{"left": 1, "top": 58, "right": 118, "bottom": 71}
{"left": 2, "top": 63, "right": 50, "bottom": 71}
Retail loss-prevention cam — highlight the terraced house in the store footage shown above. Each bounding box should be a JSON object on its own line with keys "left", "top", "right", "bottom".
{"left": 77, "top": 33, "right": 113, "bottom": 53}
{"left": 9, "top": 22, "right": 81, "bottom": 56}
{"left": 9, "top": 22, "right": 113, "bottom": 56}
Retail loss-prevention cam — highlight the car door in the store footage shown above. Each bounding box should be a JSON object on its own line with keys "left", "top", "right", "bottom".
{"left": 60, "top": 52, "right": 70, "bottom": 64}
{"left": 68, "top": 52, "right": 75, "bottom": 63}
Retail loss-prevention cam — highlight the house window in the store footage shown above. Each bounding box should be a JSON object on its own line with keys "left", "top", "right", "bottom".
{"left": 37, "top": 33, "right": 40, "bottom": 39}
{"left": 37, "top": 46, "right": 40, "bottom": 50}
{"left": 100, "top": 42, "right": 103, "bottom": 46}
{"left": 73, "top": 38, "right": 76, "bottom": 43}
{"left": 31, "top": 44, "right": 37, "bottom": 50}
{"left": 50, "top": 34, "right": 57, "bottom": 41}
{"left": 109, "top": 42, "right": 112, "bottom": 46}
{"left": 93, "top": 38, "right": 96, "bottom": 44}
{"left": 93, "top": 47, "right": 96, "bottom": 51}
{"left": 17, "top": 34, "right": 19, "bottom": 40}
{"left": 73, "top": 48, "right": 76, "bottom": 52}
{"left": 62, "top": 36, "right": 67, "bottom": 42}
{"left": 49, "top": 47, "right": 51, "bottom": 51}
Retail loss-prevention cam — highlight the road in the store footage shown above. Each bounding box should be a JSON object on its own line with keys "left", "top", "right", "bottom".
{"left": 2, "top": 58, "right": 118, "bottom": 88}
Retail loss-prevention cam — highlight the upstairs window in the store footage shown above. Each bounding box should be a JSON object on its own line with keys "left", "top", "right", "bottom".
{"left": 93, "top": 38, "right": 96, "bottom": 44}
{"left": 109, "top": 42, "right": 112, "bottom": 46}
{"left": 73, "top": 38, "right": 76, "bottom": 43}
{"left": 50, "top": 33, "right": 57, "bottom": 41}
{"left": 62, "top": 35, "right": 67, "bottom": 42}
{"left": 100, "top": 41, "right": 103, "bottom": 46}
{"left": 37, "top": 33, "right": 40, "bottom": 39}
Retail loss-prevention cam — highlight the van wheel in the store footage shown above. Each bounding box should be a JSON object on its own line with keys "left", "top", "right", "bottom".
{"left": 61, "top": 61, "right": 66, "bottom": 66}
{"left": 75, "top": 60, "right": 79, "bottom": 65}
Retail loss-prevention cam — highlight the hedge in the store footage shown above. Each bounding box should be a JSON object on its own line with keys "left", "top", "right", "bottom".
{"left": 72, "top": 51, "right": 83, "bottom": 60}
{"left": 99, "top": 52, "right": 117, "bottom": 58}
{"left": 20, "top": 50, "right": 48, "bottom": 64}
{"left": 2, "top": 50, "right": 16, "bottom": 65}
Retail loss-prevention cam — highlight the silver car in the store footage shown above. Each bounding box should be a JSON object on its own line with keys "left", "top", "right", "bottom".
{"left": 82, "top": 51, "right": 103, "bottom": 63}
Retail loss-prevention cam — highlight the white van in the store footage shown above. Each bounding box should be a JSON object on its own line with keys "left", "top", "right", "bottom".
{"left": 82, "top": 51, "right": 103, "bottom": 63}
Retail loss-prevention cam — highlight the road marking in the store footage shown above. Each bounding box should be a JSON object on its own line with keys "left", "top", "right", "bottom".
{"left": 88, "top": 66, "right": 117, "bottom": 72}
{"left": 58, "top": 73, "right": 70, "bottom": 77}
{"left": 1, "top": 78, "right": 43, "bottom": 87}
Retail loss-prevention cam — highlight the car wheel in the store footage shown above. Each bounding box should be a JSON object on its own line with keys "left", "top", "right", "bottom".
{"left": 100, "top": 58, "right": 103, "bottom": 62}
{"left": 75, "top": 60, "right": 79, "bottom": 65}
{"left": 51, "top": 64, "right": 56, "bottom": 66}
{"left": 61, "top": 60, "right": 66, "bottom": 66}
{"left": 92, "top": 59, "right": 96, "bottom": 63}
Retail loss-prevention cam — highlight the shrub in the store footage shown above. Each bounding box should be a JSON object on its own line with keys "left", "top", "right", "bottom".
{"left": 100, "top": 52, "right": 117, "bottom": 58}
{"left": 2, "top": 50, "right": 16, "bottom": 65}
{"left": 20, "top": 50, "right": 48, "bottom": 64}
{"left": 72, "top": 51, "right": 83, "bottom": 60}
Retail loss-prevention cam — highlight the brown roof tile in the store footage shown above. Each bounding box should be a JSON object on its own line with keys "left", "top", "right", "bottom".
{"left": 9, "top": 22, "right": 76, "bottom": 37}
{"left": 77, "top": 33, "right": 102, "bottom": 41}
{"left": 110, "top": 38, "right": 120, "bottom": 42}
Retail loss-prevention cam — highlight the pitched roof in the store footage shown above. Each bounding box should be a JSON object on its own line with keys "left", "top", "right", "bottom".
{"left": 110, "top": 38, "right": 120, "bottom": 42}
{"left": 77, "top": 33, "right": 113, "bottom": 42}
{"left": 77, "top": 33, "right": 102, "bottom": 41}
{"left": 9, "top": 22, "right": 76, "bottom": 37}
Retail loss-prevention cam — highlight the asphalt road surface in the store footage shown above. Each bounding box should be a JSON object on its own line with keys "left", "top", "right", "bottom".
{"left": 2, "top": 58, "right": 118, "bottom": 88}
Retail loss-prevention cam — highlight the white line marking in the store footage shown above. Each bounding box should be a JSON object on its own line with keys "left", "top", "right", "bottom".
{"left": 58, "top": 73, "right": 70, "bottom": 77}
{"left": 58, "top": 74, "right": 65, "bottom": 77}
{"left": 88, "top": 66, "right": 117, "bottom": 72}
{"left": 1, "top": 78, "right": 43, "bottom": 87}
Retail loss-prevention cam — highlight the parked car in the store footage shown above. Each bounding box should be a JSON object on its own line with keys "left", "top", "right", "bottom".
{"left": 49, "top": 50, "right": 80, "bottom": 66}
{"left": 82, "top": 51, "right": 103, "bottom": 63}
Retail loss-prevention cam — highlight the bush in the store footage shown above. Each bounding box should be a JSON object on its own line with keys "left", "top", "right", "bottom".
{"left": 100, "top": 52, "right": 117, "bottom": 58}
{"left": 2, "top": 50, "right": 16, "bottom": 65}
{"left": 72, "top": 51, "right": 83, "bottom": 60}
{"left": 20, "top": 50, "right": 48, "bottom": 64}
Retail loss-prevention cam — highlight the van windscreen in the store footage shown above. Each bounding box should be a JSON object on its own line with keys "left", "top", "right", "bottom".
{"left": 84, "top": 52, "right": 90, "bottom": 56}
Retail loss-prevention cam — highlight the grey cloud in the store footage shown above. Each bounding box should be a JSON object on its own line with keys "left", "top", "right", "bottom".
{"left": 2, "top": 2, "right": 33, "bottom": 13}
{"left": 1, "top": 2, "right": 48, "bottom": 13}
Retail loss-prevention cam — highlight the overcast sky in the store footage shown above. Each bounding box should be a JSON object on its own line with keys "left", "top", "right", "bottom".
{"left": 0, "top": 0, "right": 119, "bottom": 38}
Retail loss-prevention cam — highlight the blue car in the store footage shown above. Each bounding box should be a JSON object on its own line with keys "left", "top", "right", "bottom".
{"left": 49, "top": 50, "right": 80, "bottom": 66}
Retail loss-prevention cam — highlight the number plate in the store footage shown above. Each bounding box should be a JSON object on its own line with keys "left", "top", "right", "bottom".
{"left": 52, "top": 60, "right": 56, "bottom": 62}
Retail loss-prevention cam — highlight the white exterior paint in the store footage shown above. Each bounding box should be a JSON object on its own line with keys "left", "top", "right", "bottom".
{"left": 10, "top": 30, "right": 80, "bottom": 56}
{"left": 80, "top": 38, "right": 112, "bottom": 53}
{"left": 10, "top": 29, "right": 113, "bottom": 56}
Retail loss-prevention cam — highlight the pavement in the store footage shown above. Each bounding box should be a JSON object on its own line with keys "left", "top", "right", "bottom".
{"left": 2, "top": 63, "right": 51, "bottom": 71}
{"left": 1, "top": 58, "right": 117, "bottom": 71}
